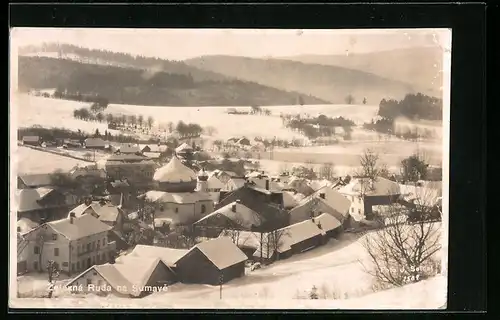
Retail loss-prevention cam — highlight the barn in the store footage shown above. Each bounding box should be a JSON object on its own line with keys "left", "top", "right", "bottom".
{"left": 174, "top": 237, "right": 247, "bottom": 285}
{"left": 21, "top": 135, "right": 41, "bottom": 146}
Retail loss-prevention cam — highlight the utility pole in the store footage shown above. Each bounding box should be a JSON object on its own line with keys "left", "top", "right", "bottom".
{"left": 219, "top": 273, "right": 224, "bottom": 299}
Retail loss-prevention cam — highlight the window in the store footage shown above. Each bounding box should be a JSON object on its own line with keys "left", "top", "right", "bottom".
{"left": 17, "top": 227, "right": 21, "bottom": 232}
{"left": 175, "top": 207, "right": 179, "bottom": 213}
{"left": 358, "top": 209, "right": 361, "bottom": 214}
{"left": 33, "top": 262, "right": 38, "bottom": 270}
{"left": 92, "top": 241, "right": 96, "bottom": 250}
{"left": 86, "top": 279, "right": 91, "bottom": 286}
{"left": 87, "top": 243, "right": 91, "bottom": 252}
{"left": 54, "top": 248, "right": 59, "bottom": 256}
{"left": 97, "top": 240, "right": 100, "bottom": 250}
{"left": 159, "top": 205, "right": 164, "bottom": 212}
{"left": 52, "top": 234, "right": 58, "bottom": 241}
{"left": 34, "top": 246, "right": 40, "bottom": 254}
{"left": 97, "top": 279, "right": 103, "bottom": 286}
{"left": 201, "top": 205, "right": 206, "bottom": 214}
{"left": 72, "top": 263, "right": 75, "bottom": 271}
{"left": 62, "top": 262, "right": 69, "bottom": 267}
{"left": 103, "top": 237, "right": 107, "bottom": 245}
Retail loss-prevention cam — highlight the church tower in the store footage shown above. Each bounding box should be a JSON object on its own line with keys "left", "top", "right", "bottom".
{"left": 196, "top": 168, "right": 209, "bottom": 192}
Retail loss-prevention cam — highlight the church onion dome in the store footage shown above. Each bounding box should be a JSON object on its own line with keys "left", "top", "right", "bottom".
{"left": 153, "top": 156, "right": 197, "bottom": 183}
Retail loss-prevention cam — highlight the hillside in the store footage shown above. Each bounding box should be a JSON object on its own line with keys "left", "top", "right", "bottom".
{"left": 17, "top": 56, "right": 329, "bottom": 107}
{"left": 279, "top": 47, "right": 443, "bottom": 98}
{"left": 184, "top": 55, "right": 420, "bottom": 105}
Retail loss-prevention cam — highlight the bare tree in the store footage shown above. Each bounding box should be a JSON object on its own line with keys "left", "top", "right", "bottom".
{"left": 360, "top": 201, "right": 442, "bottom": 288}
{"left": 147, "top": 116, "right": 154, "bottom": 129}
{"left": 358, "top": 149, "right": 381, "bottom": 180}
{"left": 319, "top": 162, "right": 335, "bottom": 181}
{"left": 264, "top": 228, "right": 291, "bottom": 261}
{"left": 138, "top": 115, "right": 144, "bottom": 128}
{"left": 46, "top": 260, "right": 60, "bottom": 298}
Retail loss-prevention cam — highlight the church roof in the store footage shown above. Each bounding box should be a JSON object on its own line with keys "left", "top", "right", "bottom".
{"left": 153, "top": 156, "right": 197, "bottom": 183}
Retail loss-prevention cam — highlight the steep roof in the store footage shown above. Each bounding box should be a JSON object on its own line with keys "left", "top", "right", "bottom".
{"left": 175, "top": 143, "right": 192, "bottom": 153}
{"left": 143, "top": 190, "right": 212, "bottom": 204}
{"left": 153, "top": 156, "right": 197, "bottom": 183}
{"left": 66, "top": 264, "right": 133, "bottom": 296}
{"left": 16, "top": 188, "right": 64, "bottom": 212}
{"left": 18, "top": 174, "right": 53, "bottom": 188}
{"left": 207, "top": 175, "right": 225, "bottom": 189}
{"left": 194, "top": 201, "right": 264, "bottom": 229}
{"left": 338, "top": 177, "right": 401, "bottom": 197}
{"left": 224, "top": 178, "right": 246, "bottom": 191}
{"left": 274, "top": 220, "right": 325, "bottom": 253}
{"left": 314, "top": 213, "right": 342, "bottom": 232}
{"left": 48, "top": 215, "right": 111, "bottom": 240}
{"left": 300, "top": 186, "right": 352, "bottom": 216}
{"left": 218, "top": 230, "right": 261, "bottom": 249}
{"left": 283, "top": 191, "right": 300, "bottom": 209}
{"left": 125, "top": 244, "right": 189, "bottom": 267}
{"left": 190, "top": 237, "right": 248, "bottom": 270}
{"left": 17, "top": 218, "right": 40, "bottom": 233}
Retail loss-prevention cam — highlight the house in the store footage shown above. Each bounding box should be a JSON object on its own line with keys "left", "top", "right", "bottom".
{"left": 252, "top": 219, "right": 325, "bottom": 263}
{"left": 223, "top": 177, "right": 247, "bottom": 191}
{"left": 16, "top": 218, "right": 39, "bottom": 234}
{"left": 288, "top": 196, "right": 345, "bottom": 226}
{"left": 175, "top": 143, "right": 193, "bottom": 154}
{"left": 338, "top": 177, "right": 401, "bottom": 223}
{"left": 296, "top": 186, "right": 352, "bottom": 224}
{"left": 17, "top": 214, "right": 115, "bottom": 276}
{"left": 97, "top": 154, "right": 156, "bottom": 186}
{"left": 65, "top": 256, "right": 176, "bottom": 298}
{"left": 140, "top": 144, "right": 168, "bottom": 154}
{"left": 143, "top": 152, "right": 162, "bottom": 161}
{"left": 16, "top": 188, "right": 75, "bottom": 223}
{"left": 286, "top": 177, "right": 315, "bottom": 196}
{"left": 246, "top": 177, "right": 285, "bottom": 192}
{"left": 121, "top": 244, "right": 189, "bottom": 269}
{"left": 217, "top": 185, "right": 287, "bottom": 231}
{"left": 68, "top": 164, "right": 107, "bottom": 181}
{"left": 115, "top": 144, "right": 141, "bottom": 154}
{"left": 174, "top": 237, "right": 247, "bottom": 285}
{"left": 21, "top": 135, "right": 41, "bottom": 146}
{"left": 141, "top": 190, "right": 214, "bottom": 226}
{"left": 206, "top": 174, "right": 225, "bottom": 193}
{"left": 17, "top": 174, "right": 53, "bottom": 189}
{"left": 194, "top": 200, "right": 265, "bottom": 238}
{"left": 68, "top": 201, "right": 127, "bottom": 233}
{"left": 63, "top": 139, "right": 82, "bottom": 149}
{"left": 313, "top": 213, "right": 342, "bottom": 238}
{"left": 84, "top": 138, "right": 106, "bottom": 149}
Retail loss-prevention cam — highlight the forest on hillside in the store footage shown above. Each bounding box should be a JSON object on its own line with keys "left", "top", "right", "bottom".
{"left": 18, "top": 56, "right": 329, "bottom": 107}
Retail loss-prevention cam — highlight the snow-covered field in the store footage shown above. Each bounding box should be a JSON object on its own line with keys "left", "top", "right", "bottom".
{"left": 14, "top": 146, "right": 87, "bottom": 175}
{"left": 13, "top": 229, "right": 446, "bottom": 309}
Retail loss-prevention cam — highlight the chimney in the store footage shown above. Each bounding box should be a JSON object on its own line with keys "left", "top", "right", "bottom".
{"left": 69, "top": 212, "right": 75, "bottom": 224}
{"left": 265, "top": 180, "right": 270, "bottom": 191}
{"left": 231, "top": 203, "right": 237, "bottom": 212}
{"left": 319, "top": 193, "right": 325, "bottom": 199}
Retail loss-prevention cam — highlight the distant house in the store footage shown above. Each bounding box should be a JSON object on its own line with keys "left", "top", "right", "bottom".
{"left": 223, "top": 177, "right": 247, "bottom": 191}
{"left": 246, "top": 177, "right": 285, "bottom": 192}
{"left": 140, "top": 144, "right": 168, "bottom": 154}
{"left": 63, "top": 139, "right": 82, "bottom": 149}
{"left": 115, "top": 144, "right": 141, "bottom": 154}
{"left": 17, "top": 214, "right": 115, "bottom": 276}
{"left": 174, "top": 237, "right": 248, "bottom": 285}
{"left": 286, "top": 177, "right": 315, "bottom": 196}
{"left": 143, "top": 152, "right": 162, "bottom": 161}
{"left": 194, "top": 200, "right": 265, "bottom": 238}
{"left": 84, "top": 138, "right": 106, "bottom": 149}
{"left": 97, "top": 153, "right": 155, "bottom": 186}
{"left": 217, "top": 185, "right": 287, "bottom": 231}
{"left": 289, "top": 196, "right": 345, "bottom": 225}
{"left": 337, "top": 177, "right": 401, "bottom": 223}
{"left": 68, "top": 201, "right": 127, "bottom": 233}
{"left": 237, "top": 137, "right": 251, "bottom": 146}
{"left": 16, "top": 187, "right": 75, "bottom": 223}
{"left": 65, "top": 256, "right": 176, "bottom": 297}
{"left": 175, "top": 143, "right": 193, "bottom": 155}
{"left": 21, "top": 136, "right": 41, "bottom": 146}
{"left": 206, "top": 174, "right": 225, "bottom": 193}
{"left": 18, "top": 173, "right": 53, "bottom": 189}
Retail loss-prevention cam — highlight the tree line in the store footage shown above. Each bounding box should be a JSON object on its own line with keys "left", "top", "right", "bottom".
{"left": 378, "top": 93, "right": 443, "bottom": 121}
{"left": 281, "top": 113, "right": 355, "bottom": 140}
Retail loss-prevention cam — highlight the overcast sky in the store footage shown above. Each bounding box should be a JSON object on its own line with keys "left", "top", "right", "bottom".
{"left": 11, "top": 28, "right": 450, "bottom": 61}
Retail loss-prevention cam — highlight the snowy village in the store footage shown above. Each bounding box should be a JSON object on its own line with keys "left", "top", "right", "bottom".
{"left": 11, "top": 29, "right": 448, "bottom": 309}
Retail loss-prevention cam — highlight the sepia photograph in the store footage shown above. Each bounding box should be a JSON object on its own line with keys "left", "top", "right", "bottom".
{"left": 9, "top": 28, "right": 450, "bottom": 309}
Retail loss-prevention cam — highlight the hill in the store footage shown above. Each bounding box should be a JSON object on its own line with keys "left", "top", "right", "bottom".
{"left": 17, "top": 56, "right": 329, "bottom": 107}
{"left": 279, "top": 47, "right": 443, "bottom": 98}
{"left": 184, "top": 55, "right": 421, "bottom": 105}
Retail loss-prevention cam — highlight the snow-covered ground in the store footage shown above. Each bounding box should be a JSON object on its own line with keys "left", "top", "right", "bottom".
{"left": 12, "top": 229, "right": 446, "bottom": 309}
{"left": 15, "top": 146, "right": 88, "bottom": 175}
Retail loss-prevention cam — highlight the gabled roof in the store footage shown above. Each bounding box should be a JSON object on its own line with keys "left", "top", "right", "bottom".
{"left": 17, "top": 218, "right": 40, "bottom": 233}
{"left": 273, "top": 219, "right": 325, "bottom": 253}
{"left": 18, "top": 173, "right": 53, "bottom": 188}
{"left": 290, "top": 196, "right": 345, "bottom": 223}
{"left": 314, "top": 213, "right": 342, "bottom": 232}
{"left": 139, "top": 144, "right": 168, "bottom": 153}
{"left": 299, "top": 186, "right": 352, "bottom": 216}
{"left": 218, "top": 230, "right": 261, "bottom": 249}
{"left": 188, "top": 237, "right": 248, "bottom": 270}
{"left": 194, "top": 201, "right": 264, "bottom": 229}
{"left": 69, "top": 202, "right": 124, "bottom": 223}
{"left": 224, "top": 178, "right": 246, "bottom": 190}
{"left": 48, "top": 215, "right": 112, "bottom": 240}
{"left": 84, "top": 138, "right": 106, "bottom": 147}
{"left": 246, "top": 178, "right": 284, "bottom": 192}
{"left": 338, "top": 177, "right": 401, "bottom": 197}
{"left": 175, "top": 143, "right": 192, "bottom": 153}
{"left": 16, "top": 188, "right": 64, "bottom": 212}
{"left": 66, "top": 264, "right": 134, "bottom": 295}
{"left": 143, "top": 191, "right": 212, "bottom": 204}
{"left": 207, "top": 175, "right": 225, "bottom": 189}
{"left": 125, "top": 244, "right": 189, "bottom": 267}
{"left": 115, "top": 144, "right": 141, "bottom": 154}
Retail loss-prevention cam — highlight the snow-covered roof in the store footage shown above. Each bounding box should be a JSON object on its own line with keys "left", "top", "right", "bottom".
{"left": 175, "top": 143, "right": 192, "bottom": 153}
{"left": 48, "top": 215, "right": 111, "bottom": 240}
{"left": 16, "top": 218, "right": 39, "bottom": 233}
{"left": 207, "top": 175, "right": 225, "bottom": 190}
{"left": 194, "top": 201, "right": 264, "bottom": 229}
{"left": 15, "top": 188, "right": 64, "bottom": 212}
{"left": 153, "top": 156, "right": 197, "bottom": 183}
{"left": 124, "top": 244, "right": 189, "bottom": 267}
{"left": 299, "top": 186, "right": 352, "bottom": 216}
{"left": 143, "top": 190, "right": 212, "bottom": 204}
{"left": 338, "top": 177, "right": 401, "bottom": 197}
{"left": 314, "top": 213, "right": 342, "bottom": 232}
{"left": 189, "top": 237, "right": 248, "bottom": 270}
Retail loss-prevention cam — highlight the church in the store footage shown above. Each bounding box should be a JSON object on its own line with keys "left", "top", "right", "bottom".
{"left": 139, "top": 156, "right": 214, "bottom": 229}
